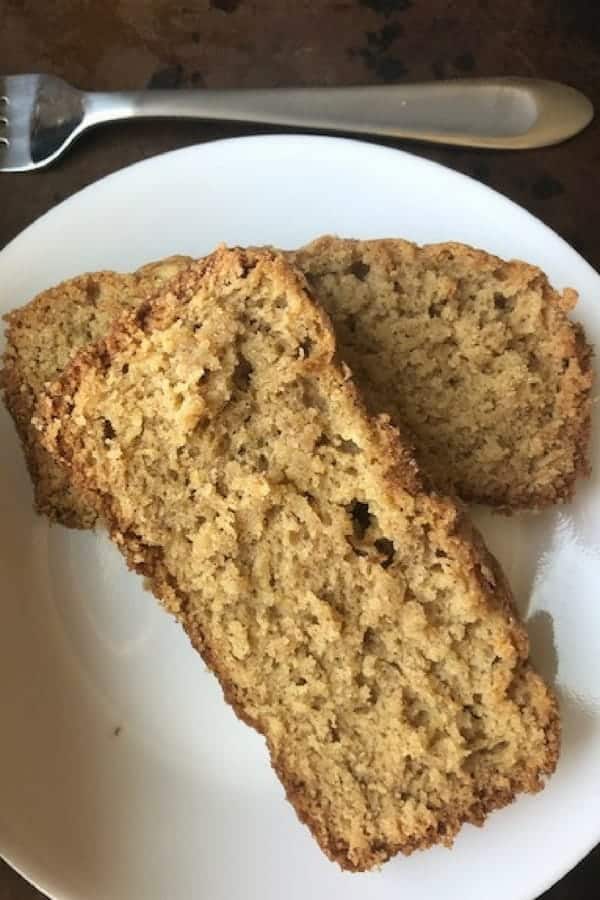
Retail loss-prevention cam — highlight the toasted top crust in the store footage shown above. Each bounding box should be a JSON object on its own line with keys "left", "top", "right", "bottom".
{"left": 36, "top": 247, "right": 558, "bottom": 871}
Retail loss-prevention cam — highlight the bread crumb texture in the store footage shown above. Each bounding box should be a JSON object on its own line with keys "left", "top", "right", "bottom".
{"left": 36, "top": 248, "right": 559, "bottom": 871}
{"left": 291, "top": 237, "right": 593, "bottom": 509}
{"left": 1, "top": 256, "right": 192, "bottom": 526}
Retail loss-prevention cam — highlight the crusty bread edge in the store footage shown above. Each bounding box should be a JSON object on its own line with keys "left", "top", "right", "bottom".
{"left": 1, "top": 271, "right": 129, "bottom": 527}
{"left": 1, "top": 257, "right": 194, "bottom": 528}
{"left": 34, "top": 247, "right": 560, "bottom": 870}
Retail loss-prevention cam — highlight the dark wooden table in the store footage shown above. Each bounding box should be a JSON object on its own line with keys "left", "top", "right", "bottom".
{"left": 1, "top": 1, "right": 598, "bottom": 897}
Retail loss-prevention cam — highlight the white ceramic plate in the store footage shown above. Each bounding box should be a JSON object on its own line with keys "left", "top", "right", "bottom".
{"left": 1, "top": 135, "right": 599, "bottom": 900}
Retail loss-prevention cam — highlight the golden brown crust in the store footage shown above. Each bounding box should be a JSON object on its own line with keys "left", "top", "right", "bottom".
{"left": 35, "top": 247, "right": 559, "bottom": 871}
{"left": 290, "top": 236, "right": 594, "bottom": 511}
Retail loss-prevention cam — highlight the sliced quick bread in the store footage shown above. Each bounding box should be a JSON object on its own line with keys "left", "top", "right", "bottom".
{"left": 36, "top": 248, "right": 559, "bottom": 871}
{"left": 291, "top": 236, "right": 593, "bottom": 509}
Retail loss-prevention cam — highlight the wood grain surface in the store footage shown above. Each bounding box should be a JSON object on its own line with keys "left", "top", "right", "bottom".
{"left": 0, "top": 1, "right": 598, "bottom": 898}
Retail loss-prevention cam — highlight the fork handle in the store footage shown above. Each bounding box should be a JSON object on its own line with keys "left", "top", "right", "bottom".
{"left": 83, "top": 78, "right": 593, "bottom": 150}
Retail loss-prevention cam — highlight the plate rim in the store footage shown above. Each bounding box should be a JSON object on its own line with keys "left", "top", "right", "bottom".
{"left": 1, "top": 133, "right": 598, "bottom": 282}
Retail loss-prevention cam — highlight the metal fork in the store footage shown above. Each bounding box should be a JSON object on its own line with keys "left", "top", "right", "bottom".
{"left": 0, "top": 73, "right": 593, "bottom": 172}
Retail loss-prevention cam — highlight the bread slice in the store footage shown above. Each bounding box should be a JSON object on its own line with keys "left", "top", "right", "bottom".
{"left": 290, "top": 237, "right": 593, "bottom": 509}
{"left": 36, "top": 247, "right": 558, "bottom": 871}
{"left": 1, "top": 255, "right": 192, "bottom": 527}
